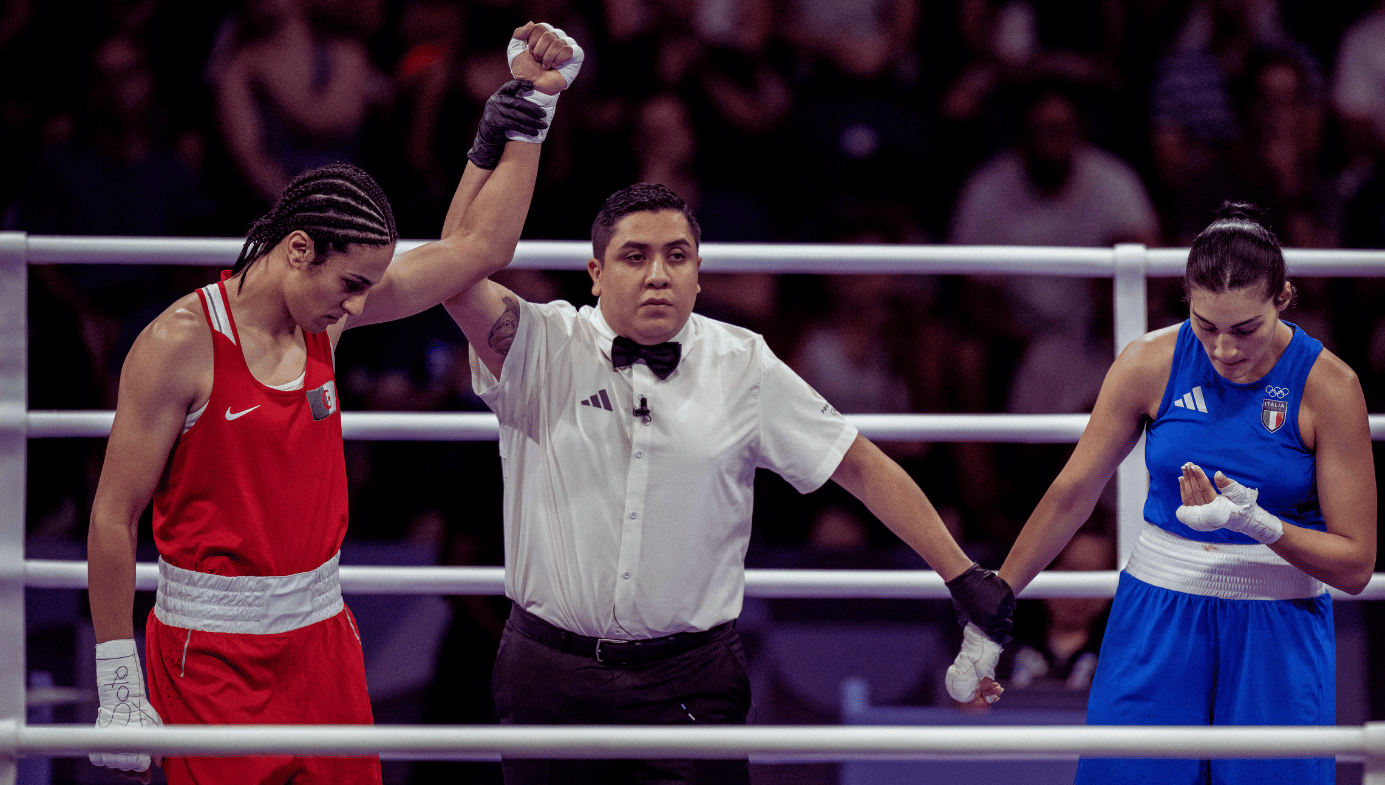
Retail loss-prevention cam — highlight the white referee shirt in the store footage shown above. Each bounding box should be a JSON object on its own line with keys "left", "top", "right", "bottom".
{"left": 471, "top": 299, "right": 857, "bottom": 639}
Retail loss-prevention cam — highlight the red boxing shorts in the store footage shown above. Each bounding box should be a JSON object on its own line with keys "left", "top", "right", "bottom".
{"left": 144, "top": 556, "right": 381, "bottom": 785}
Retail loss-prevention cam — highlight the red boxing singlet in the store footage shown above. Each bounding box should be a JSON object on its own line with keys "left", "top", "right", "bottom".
{"left": 152, "top": 274, "right": 348, "bottom": 577}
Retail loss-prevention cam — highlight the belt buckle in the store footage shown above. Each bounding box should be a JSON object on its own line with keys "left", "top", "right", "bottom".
{"left": 595, "top": 638, "right": 630, "bottom": 664}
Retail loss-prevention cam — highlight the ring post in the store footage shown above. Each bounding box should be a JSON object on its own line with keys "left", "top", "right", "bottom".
{"left": 1366, "top": 723, "right": 1385, "bottom": 785}
{"left": 1112, "top": 243, "right": 1149, "bottom": 567}
{"left": 0, "top": 232, "right": 28, "bottom": 785}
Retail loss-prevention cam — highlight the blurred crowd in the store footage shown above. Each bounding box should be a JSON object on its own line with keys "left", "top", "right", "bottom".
{"left": 8, "top": 0, "right": 1385, "bottom": 778}
{"left": 10, "top": 0, "right": 1385, "bottom": 531}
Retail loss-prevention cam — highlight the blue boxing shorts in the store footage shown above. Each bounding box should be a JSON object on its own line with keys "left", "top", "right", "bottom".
{"left": 1075, "top": 552, "right": 1335, "bottom": 785}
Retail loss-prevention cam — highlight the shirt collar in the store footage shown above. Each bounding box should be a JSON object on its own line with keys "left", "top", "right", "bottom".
{"left": 589, "top": 299, "right": 697, "bottom": 361}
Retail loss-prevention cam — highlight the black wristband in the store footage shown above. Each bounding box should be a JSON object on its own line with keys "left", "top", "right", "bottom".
{"left": 945, "top": 563, "right": 1016, "bottom": 645}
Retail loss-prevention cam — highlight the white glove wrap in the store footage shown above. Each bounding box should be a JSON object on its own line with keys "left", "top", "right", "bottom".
{"left": 505, "top": 24, "right": 584, "bottom": 143}
{"left": 91, "top": 638, "right": 163, "bottom": 773}
{"left": 1175, "top": 472, "right": 1284, "bottom": 544}
{"left": 945, "top": 622, "right": 1003, "bottom": 704}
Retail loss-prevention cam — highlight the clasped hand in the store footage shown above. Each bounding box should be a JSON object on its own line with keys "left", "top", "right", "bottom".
{"left": 946, "top": 623, "right": 1005, "bottom": 707}
{"left": 469, "top": 22, "right": 583, "bottom": 165}
{"left": 509, "top": 22, "right": 583, "bottom": 95}
{"left": 943, "top": 564, "right": 1013, "bottom": 706}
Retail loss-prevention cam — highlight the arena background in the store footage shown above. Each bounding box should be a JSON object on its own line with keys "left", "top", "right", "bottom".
{"left": 5, "top": 0, "right": 1385, "bottom": 782}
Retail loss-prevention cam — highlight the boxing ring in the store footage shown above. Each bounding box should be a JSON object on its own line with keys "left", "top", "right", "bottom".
{"left": 4, "top": 233, "right": 1385, "bottom": 781}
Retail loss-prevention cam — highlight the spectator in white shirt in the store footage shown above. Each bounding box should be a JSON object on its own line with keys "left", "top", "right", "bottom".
{"left": 1332, "top": 1, "right": 1385, "bottom": 176}
{"left": 443, "top": 182, "right": 1014, "bottom": 785}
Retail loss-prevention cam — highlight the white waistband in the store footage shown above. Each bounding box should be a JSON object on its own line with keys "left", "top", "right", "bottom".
{"left": 154, "top": 552, "right": 344, "bottom": 634}
{"left": 1124, "top": 523, "right": 1324, "bottom": 601}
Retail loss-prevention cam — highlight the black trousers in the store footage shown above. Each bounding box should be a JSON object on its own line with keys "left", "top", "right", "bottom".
{"left": 492, "top": 612, "right": 753, "bottom": 785}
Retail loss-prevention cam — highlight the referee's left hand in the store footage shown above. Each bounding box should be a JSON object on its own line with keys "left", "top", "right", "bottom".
{"left": 945, "top": 563, "right": 1016, "bottom": 645}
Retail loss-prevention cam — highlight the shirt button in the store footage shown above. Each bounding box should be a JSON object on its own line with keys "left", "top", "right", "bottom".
{"left": 629, "top": 512, "right": 638, "bottom": 519}
{"left": 623, "top": 572, "right": 631, "bottom": 579}
{"left": 635, "top": 451, "right": 643, "bottom": 459}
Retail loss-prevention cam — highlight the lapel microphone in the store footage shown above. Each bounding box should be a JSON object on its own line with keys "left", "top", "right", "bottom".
{"left": 633, "top": 396, "right": 651, "bottom": 423}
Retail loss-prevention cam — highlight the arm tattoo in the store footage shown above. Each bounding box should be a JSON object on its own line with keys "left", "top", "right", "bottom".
{"left": 488, "top": 296, "right": 520, "bottom": 356}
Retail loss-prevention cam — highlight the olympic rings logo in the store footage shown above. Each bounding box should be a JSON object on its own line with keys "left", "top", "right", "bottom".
{"left": 1265, "top": 386, "right": 1290, "bottom": 398}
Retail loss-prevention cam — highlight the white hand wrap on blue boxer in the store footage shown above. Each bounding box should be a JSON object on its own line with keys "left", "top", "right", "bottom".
{"left": 1176, "top": 469, "right": 1284, "bottom": 544}
{"left": 91, "top": 638, "right": 163, "bottom": 773}
{"left": 505, "top": 24, "right": 584, "bottom": 143}
{"left": 946, "top": 622, "right": 1004, "bottom": 704}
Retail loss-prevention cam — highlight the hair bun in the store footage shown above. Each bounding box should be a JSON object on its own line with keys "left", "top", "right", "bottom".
{"left": 1214, "top": 201, "right": 1266, "bottom": 223}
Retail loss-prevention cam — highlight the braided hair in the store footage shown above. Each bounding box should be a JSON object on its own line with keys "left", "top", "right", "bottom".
{"left": 232, "top": 163, "right": 397, "bottom": 289}
{"left": 1184, "top": 202, "right": 1294, "bottom": 305}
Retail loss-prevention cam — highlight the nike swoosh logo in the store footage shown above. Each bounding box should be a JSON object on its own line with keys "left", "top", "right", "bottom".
{"left": 225, "top": 405, "right": 261, "bottom": 421}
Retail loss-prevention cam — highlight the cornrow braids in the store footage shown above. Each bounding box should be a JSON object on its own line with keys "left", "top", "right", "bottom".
{"left": 232, "top": 163, "right": 398, "bottom": 290}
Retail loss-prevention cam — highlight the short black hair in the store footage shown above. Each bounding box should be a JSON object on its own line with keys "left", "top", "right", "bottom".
{"left": 1184, "top": 201, "right": 1292, "bottom": 304}
{"left": 233, "top": 163, "right": 397, "bottom": 282}
{"left": 591, "top": 183, "right": 701, "bottom": 260}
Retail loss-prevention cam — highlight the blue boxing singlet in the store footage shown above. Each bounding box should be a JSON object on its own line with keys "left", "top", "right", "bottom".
{"left": 1142, "top": 320, "right": 1326, "bottom": 543}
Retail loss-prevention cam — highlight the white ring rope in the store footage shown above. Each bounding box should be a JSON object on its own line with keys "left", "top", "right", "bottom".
{"left": 20, "top": 410, "right": 1385, "bottom": 443}
{"left": 21, "top": 561, "right": 1385, "bottom": 600}
{"left": 4, "top": 721, "right": 1380, "bottom": 762}
{"left": 23, "top": 411, "right": 1096, "bottom": 442}
{"left": 19, "top": 234, "right": 1385, "bottom": 275}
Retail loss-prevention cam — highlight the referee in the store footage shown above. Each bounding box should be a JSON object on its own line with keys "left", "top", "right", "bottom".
{"left": 444, "top": 182, "right": 1014, "bottom": 785}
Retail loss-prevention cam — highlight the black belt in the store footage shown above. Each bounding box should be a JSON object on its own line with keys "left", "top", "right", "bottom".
{"left": 509, "top": 604, "right": 732, "bottom": 666}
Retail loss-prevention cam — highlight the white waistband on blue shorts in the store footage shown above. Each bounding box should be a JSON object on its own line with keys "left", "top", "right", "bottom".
{"left": 1124, "top": 522, "right": 1324, "bottom": 601}
{"left": 154, "top": 551, "right": 344, "bottom": 634}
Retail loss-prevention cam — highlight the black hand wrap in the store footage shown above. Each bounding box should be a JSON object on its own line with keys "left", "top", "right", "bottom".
{"left": 466, "top": 79, "right": 548, "bottom": 170}
{"left": 945, "top": 563, "right": 1016, "bottom": 645}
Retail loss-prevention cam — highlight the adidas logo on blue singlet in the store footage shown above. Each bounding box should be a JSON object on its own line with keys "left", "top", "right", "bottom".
{"left": 580, "top": 389, "right": 613, "bottom": 411}
{"left": 1172, "top": 385, "right": 1208, "bottom": 413}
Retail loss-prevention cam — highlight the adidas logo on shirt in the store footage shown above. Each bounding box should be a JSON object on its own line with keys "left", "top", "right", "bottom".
{"left": 580, "top": 389, "right": 613, "bottom": 411}
{"left": 1172, "top": 385, "right": 1208, "bottom": 413}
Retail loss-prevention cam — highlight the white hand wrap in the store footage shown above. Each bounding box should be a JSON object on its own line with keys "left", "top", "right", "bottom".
{"left": 92, "top": 638, "right": 163, "bottom": 773}
{"left": 945, "top": 622, "right": 1003, "bottom": 704}
{"left": 505, "top": 24, "right": 584, "bottom": 143}
{"left": 1175, "top": 471, "right": 1284, "bottom": 544}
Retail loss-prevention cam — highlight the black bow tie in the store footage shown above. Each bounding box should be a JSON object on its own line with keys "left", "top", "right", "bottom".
{"left": 612, "top": 335, "right": 681, "bottom": 380}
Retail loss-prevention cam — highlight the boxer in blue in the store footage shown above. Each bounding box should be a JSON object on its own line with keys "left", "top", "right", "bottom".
{"left": 961, "top": 203, "right": 1376, "bottom": 784}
